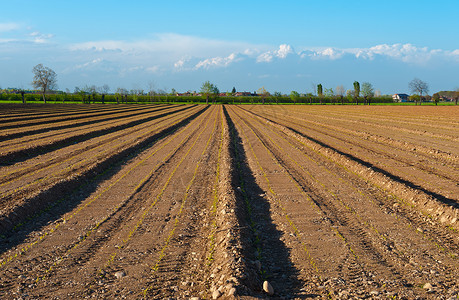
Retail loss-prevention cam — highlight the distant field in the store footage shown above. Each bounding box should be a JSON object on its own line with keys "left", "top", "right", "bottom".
{"left": 0, "top": 104, "right": 457, "bottom": 298}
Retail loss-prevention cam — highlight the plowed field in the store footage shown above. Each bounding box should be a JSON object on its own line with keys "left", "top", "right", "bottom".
{"left": 0, "top": 104, "right": 457, "bottom": 299}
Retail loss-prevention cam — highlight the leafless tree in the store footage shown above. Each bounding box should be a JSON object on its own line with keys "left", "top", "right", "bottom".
{"left": 101, "top": 84, "right": 110, "bottom": 94}
{"left": 100, "top": 84, "right": 109, "bottom": 104}
{"left": 335, "top": 85, "right": 345, "bottom": 104}
{"left": 32, "top": 64, "right": 57, "bottom": 103}
{"left": 148, "top": 81, "right": 156, "bottom": 102}
{"left": 257, "top": 86, "right": 269, "bottom": 104}
{"left": 409, "top": 78, "right": 429, "bottom": 105}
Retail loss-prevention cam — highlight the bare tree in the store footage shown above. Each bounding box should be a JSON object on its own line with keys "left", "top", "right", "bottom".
{"left": 100, "top": 84, "right": 109, "bottom": 104}
{"left": 335, "top": 85, "right": 345, "bottom": 104}
{"left": 116, "top": 87, "right": 128, "bottom": 104}
{"left": 409, "top": 78, "right": 429, "bottom": 105}
{"left": 32, "top": 64, "right": 57, "bottom": 103}
{"left": 101, "top": 84, "right": 110, "bottom": 94}
{"left": 257, "top": 86, "right": 270, "bottom": 104}
{"left": 148, "top": 81, "right": 156, "bottom": 102}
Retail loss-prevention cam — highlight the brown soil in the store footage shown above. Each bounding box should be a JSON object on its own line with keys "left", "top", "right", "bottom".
{"left": 0, "top": 104, "right": 457, "bottom": 299}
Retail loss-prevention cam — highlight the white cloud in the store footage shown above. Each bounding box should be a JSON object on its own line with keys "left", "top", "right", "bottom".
{"left": 256, "top": 52, "right": 273, "bottom": 63}
{"left": 69, "top": 40, "right": 125, "bottom": 52}
{"left": 70, "top": 33, "right": 261, "bottom": 59}
{"left": 74, "top": 58, "right": 103, "bottom": 70}
{"left": 277, "top": 44, "right": 294, "bottom": 58}
{"left": 174, "top": 56, "right": 193, "bottom": 70}
{"left": 0, "top": 22, "right": 20, "bottom": 32}
{"left": 2, "top": 27, "right": 458, "bottom": 94}
{"left": 353, "top": 43, "right": 447, "bottom": 64}
{"left": 450, "top": 49, "right": 459, "bottom": 61}
{"left": 146, "top": 66, "right": 159, "bottom": 73}
{"left": 243, "top": 48, "right": 261, "bottom": 56}
{"left": 257, "top": 44, "right": 294, "bottom": 62}
{"left": 302, "top": 47, "right": 345, "bottom": 60}
{"left": 67, "top": 37, "right": 456, "bottom": 71}
{"left": 174, "top": 59, "right": 185, "bottom": 68}
{"left": 195, "top": 53, "right": 240, "bottom": 69}
{"left": 33, "top": 34, "right": 54, "bottom": 44}
{"left": 319, "top": 48, "right": 344, "bottom": 60}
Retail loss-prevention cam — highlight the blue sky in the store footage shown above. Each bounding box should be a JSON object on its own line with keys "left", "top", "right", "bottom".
{"left": 1, "top": 0, "right": 458, "bottom": 94}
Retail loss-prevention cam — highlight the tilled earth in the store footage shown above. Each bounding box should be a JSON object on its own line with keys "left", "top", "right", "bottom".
{"left": 0, "top": 103, "right": 457, "bottom": 299}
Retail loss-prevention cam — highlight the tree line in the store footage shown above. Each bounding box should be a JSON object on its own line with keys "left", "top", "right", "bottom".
{"left": 1, "top": 64, "right": 458, "bottom": 105}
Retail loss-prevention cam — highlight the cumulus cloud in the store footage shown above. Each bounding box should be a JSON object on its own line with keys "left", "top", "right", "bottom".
{"left": 2, "top": 28, "right": 459, "bottom": 94}
{"left": 299, "top": 47, "right": 345, "bottom": 60}
{"left": 277, "top": 44, "right": 294, "bottom": 58}
{"left": 195, "top": 53, "right": 241, "bottom": 69}
{"left": 450, "top": 49, "right": 459, "bottom": 62}
{"left": 351, "top": 43, "right": 459, "bottom": 64}
{"left": 174, "top": 59, "right": 186, "bottom": 69}
{"left": 68, "top": 36, "right": 459, "bottom": 71}
{"left": 257, "top": 44, "right": 294, "bottom": 62}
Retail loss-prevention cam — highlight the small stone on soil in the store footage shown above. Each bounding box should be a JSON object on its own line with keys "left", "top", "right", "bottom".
{"left": 212, "top": 290, "right": 221, "bottom": 299}
{"left": 114, "top": 271, "right": 126, "bottom": 279}
{"left": 423, "top": 282, "right": 433, "bottom": 290}
{"left": 263, "top": 281, "right": 274, "bottom": 295}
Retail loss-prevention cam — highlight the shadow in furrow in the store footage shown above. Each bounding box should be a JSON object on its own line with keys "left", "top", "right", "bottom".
{"left": 0, "top": 105, "right": 195, "bottom": 165}
{"left": 223, "top": 106, "right": 304, "bottom": 298}
{"left": 0, "top": 104, "right": 179, "bottom": 140}
{"left": 0, "top": 104, "right": 163, "bottom": 131}
{"left": 0, "top": 106, "right": 208, "bottom": 253}
{"left": 243, "top": 108, "right": 459, "bottom": 209}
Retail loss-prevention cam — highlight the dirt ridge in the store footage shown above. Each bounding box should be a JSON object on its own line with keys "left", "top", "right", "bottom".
{"left": 0, "top": 106, "right": 207, "bottom": 235}
{"left": 248, "top": 110, "right": 458, "bottom": 231}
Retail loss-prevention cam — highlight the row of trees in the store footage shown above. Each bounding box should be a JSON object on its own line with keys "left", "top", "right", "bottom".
{"left": 1, "top": 90, "right": 396, "bottom": 104}
{"left": 314, "top": 81, "right": 376, "bottom": 105}
{"left": 1, "top": 64, "right": 455, "bottom": 105}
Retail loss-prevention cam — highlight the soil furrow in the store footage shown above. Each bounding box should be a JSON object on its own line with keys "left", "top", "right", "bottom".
{"left": 0, "top": 105, "right": 201, "bottom": 196}
{"left": 0, "top": 106, "right": 207, "bottom": 236}
{"left": 1, "top": 104, "right": 457, "bottom": 299}
{"left": 229, "top": 105, "right": 458, "bottom": 298}
{"left": 0, "top": 105, "right": 196, "bottom": 165}
{"left": 0, "top": 104, "right": 166, "bottom": 130}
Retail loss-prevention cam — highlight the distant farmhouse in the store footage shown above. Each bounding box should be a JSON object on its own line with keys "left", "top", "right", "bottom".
{"left": 392, "top": 93, "right": 410, "bottom": 102}
{"left": 433, "top": 91, "right": 457, "bottom": 102}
